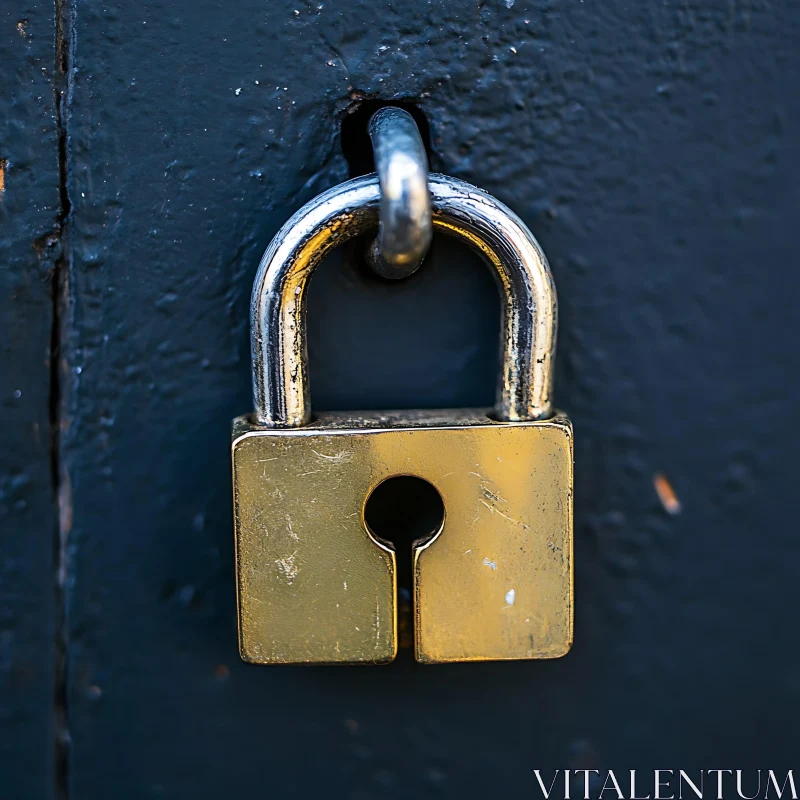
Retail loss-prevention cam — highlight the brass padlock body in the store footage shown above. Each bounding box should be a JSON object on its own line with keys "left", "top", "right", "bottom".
{"left": 233, "top": 410, "right": 572, "bottom": 665}
{"left": 233, "top": 173, "right": 574, "bottom": 665}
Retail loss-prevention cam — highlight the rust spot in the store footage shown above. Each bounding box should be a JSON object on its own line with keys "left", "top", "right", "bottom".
{"left": 213, "top": 664, "right": 229, "bottom": 680}
{"left": 653, "top": 473, "right": 681, "bottom": 515}
{"left": 343, "top": 719, "right": 359, "bottom": 735}
{"left": 17, "top": 20, "right": 28, "bottom": 37}
{"left": 0, "top": 158, "right": 6, "bottom": 193}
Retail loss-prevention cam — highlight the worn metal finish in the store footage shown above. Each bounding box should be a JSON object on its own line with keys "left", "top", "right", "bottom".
{"left": 232, "top": 413, "right": 397, "bottom": 665}
{"left": 232, "top": 410, "right": 572, "bottom": 664}
{"left": 238, "top": 176, "right": 569, "bottom": 665}
{"left": 251, "top": 174, "right": 557, "bottom": 427}
{"left": 366, "top": 107, "right": 432, "bottom": 279}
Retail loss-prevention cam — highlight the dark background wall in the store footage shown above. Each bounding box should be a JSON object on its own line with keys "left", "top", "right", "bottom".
{"left": 2, "top": 0, "right": 799, "bottom": 797}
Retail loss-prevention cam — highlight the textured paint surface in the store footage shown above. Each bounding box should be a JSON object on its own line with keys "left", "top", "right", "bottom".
{"left": 3, "top": 0, "right": 800, "bottom": 796}
{"left": 0, "top": 2, "right": 60, "bottom": 797}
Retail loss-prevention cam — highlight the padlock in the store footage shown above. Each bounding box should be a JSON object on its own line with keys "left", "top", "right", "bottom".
{"left": 232, "top": 174, "right": 573, "bottom": 664}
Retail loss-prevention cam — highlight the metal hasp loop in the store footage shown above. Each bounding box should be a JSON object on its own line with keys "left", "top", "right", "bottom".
{"left": 250, "top": 174, "right": 557, "bottom": 427}
{"left": 365, "top": 107, "right": 432, "bottom": 279}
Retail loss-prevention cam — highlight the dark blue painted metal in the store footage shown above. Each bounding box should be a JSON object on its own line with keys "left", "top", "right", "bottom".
{"left": 0, "top": 3, "right": 61, "bottom": 797}
{"left": 3, "top": 0, "right": 800, "bottom": 796}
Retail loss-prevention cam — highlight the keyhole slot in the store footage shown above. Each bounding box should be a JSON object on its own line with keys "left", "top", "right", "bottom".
{"left": 364, "top": 476, "right": 445, "bottom": 648}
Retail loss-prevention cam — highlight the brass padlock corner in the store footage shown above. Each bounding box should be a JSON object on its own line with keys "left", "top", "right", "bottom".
{"left": 232, "top": 174, "right": 573, "bottom": 665}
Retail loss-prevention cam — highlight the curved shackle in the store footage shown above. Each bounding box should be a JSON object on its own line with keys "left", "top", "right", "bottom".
{"left": 251, "top": 173, "right": 557, "bottom": 427}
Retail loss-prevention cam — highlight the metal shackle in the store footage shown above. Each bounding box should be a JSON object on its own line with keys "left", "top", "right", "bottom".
{"left": 250, "top": 174, "right": 558, "bottom": 427}
{"left": 365, "top": 107, "right": 432, "bottom": 279}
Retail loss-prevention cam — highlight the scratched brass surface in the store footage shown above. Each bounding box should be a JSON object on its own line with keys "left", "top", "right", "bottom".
{"left": 232, "top": 410, "right": 573, "bottom": 665}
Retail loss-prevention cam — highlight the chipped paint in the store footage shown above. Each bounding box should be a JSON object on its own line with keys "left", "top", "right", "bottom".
{"left": 654, "top": 472, "right": 681, "bottom": 514}
{"left": 482, "top": 557, "right": 497, "bottom": 570}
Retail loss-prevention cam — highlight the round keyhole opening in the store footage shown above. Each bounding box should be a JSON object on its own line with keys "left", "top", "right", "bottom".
{"left": 364, "top": 476, "right": 445, "bottom": 553}
{"left": 364, "top": 476, "right": 444, "bottom": 650}
{"left": 364, "top": 476, "right": 444, "bottom": 579}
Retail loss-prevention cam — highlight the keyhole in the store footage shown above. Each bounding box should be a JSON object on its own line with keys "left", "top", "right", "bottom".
{"left": 364, "top": 477, "right": 445, "bottom": 649}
